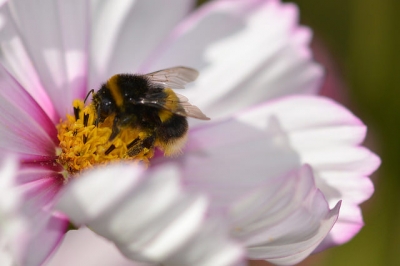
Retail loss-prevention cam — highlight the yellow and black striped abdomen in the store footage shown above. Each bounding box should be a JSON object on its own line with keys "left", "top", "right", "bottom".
{"left": 157, "top": 88, "right": 181, "bottom": 123}
{"left": 106, "top": 75, "right": 125, "bottom": 109}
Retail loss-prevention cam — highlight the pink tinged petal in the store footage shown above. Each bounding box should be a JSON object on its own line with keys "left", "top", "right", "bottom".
{"left": 230, "top": 95, "right": 379, "bottom": 248}
{"left": 228, "top": 165, "right": 340, "bottom": 265}
{"left": 177, "top": 95, "right": 377, "bottom": 251}
{"left": 89, "top": 0, "right": 193, "bottom": 90}
{"left": 314, "top": 208, "right": 363, "bottom": 253}
{"left": 313, "top": 173, "right": 373, "bottom": 252}
{"left": 47, "top": 227, "right": 148, "bottom": 266}
{"left": 57, "top": 164, "right": 243, "bottom": 264}
{"left": 0, "top": 4, "right": 57, "bottom": 121}
{"left": 0, "top": 64, "right": 57, "bottom": 157}
{"left": 143, "top": 0, "right": 323, "bottom": 121}
{"left": 16, "top": 165, "right": 64, "bottom": 212}
{"left": 18, "top": 169, "right": 64, "bottom": 210}
{"left": 0, "top": 156, "right": 68, "bottom": 266}
{"left": 317, "top": 172, "right": 374, "bottom": 206}
{"left": 2, "top": 0, "right": 89, "bottom": 118}
{"left": 21, "top": 213, "right": 69, "bottom": 266}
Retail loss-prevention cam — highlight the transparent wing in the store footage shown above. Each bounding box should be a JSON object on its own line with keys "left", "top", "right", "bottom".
{"left": 173, "top": 93, "right": 210, "bottom": 120}
{"left": 139, "top": 93, "right": 210, "bottom": 120}
{"left": 144, "top": 66, "right": 199, "bottom": 89}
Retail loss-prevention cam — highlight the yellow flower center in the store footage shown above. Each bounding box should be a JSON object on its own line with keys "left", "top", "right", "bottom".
{"left": 56, "top": 100, "right": 154, "bottom": 174}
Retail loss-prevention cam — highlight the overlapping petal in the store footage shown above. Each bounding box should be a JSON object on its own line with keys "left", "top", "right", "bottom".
{"left": 143, "top": 0, "right": 323, "bottom": 122}
{"left": 170, "top": 95, "right": 377, "bottom": 253}
{"left": 229, "top": 165, "right": 340, "bottom": 265}
{"left": 57, "top": 163, "right": 245, "bottom": 265}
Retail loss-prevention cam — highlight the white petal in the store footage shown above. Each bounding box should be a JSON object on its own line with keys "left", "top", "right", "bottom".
{"left": 0, "top": 156, "right": 26, "bottom": 266}
{"left": 143, "top": 0, "right": 322, "bottom": 121}
{"left": 0, "top": 156, "right": 21, "bottom": 235}
{"left": 157, "top": 108, "right": 302, "bottom": 215}
{"left": 89, "top": 0, "right": 193, "bottom": 90}
{"left": 229, "top": 165, "right": 340, "bottom": 265}
{"left": 57, "top": 163, "right": 244, "bottom": 264}
{"left": 47, "top": 228, "right": 147, "bottom": 266}
{"left": 164, "top": 220, "right": 245, "bottom": 266}
{"left": 0, "top": 0, "right": 89, "bottom": 119}
{"left": 57, "top": 164, "right": 145, "bottom": 225}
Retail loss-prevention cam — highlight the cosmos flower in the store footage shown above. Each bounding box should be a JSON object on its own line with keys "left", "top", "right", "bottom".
{"left": 0, "top": 0, "right": 379, "bottom": 265}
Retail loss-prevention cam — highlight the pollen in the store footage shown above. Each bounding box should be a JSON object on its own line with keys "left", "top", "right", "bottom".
{"left": 56, "top": 100, "right": 154, "bottom": 174}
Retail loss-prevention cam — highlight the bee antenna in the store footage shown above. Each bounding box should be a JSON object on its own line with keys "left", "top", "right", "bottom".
{"left": 84, "top": 89, "right": 95, "bottom": 104}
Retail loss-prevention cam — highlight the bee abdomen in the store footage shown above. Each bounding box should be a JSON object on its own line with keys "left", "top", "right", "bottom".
{"left": 156, "top": 115, "right": 188, "bottom": 156}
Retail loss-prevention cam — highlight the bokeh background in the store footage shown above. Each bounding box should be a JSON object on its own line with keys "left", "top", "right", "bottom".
{"left": 198, "top": 0, "right": 399, "bottom": 265}
{"left": 290, "top": 1, "right": 399, "bottom": 265}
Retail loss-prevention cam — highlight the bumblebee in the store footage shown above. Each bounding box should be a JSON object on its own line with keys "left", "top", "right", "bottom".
{"left": 90, "top": 66, "right": 209, "bottom": 157}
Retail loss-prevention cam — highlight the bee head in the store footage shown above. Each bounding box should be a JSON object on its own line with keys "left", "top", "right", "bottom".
{"left": 93, "top": 86, "right": 117, "bottom": 125}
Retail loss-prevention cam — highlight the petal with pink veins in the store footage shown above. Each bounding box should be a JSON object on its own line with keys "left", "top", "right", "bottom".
{"left": 0, "top": 64, "right": 57, "bottom": 158}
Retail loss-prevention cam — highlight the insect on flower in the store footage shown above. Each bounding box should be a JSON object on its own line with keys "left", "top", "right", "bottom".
{"left": 57, "top": 67, "right": 210, "bottom": 173}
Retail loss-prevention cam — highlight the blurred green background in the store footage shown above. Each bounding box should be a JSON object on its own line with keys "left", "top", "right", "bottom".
{"left": 290, "top": 0, "right": 399, "bottom": 265}
{"left": 198, "top": 0, "right": 399, "bottom": 265}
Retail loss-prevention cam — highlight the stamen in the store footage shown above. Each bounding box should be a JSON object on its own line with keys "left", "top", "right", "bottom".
{"left": 83, "top": 113, "right": 89, "bottom": 127}
{"left": 105, "top": 144, "right": 116, "bottom": 155}
{"left": 56, "top": 100, "right": 156, "bottom": 175}
{"left": 73, "top": 107, "right": 80, "bottom": 121}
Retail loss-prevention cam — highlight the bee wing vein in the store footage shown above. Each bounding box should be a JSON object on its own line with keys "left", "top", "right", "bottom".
{"left": 145, "top": 66, "right": 199, "bottom": 90}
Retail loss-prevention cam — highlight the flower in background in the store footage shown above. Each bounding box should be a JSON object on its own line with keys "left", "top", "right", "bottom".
{"left": 0, "top": 0, "right": 379, "bottom": 265}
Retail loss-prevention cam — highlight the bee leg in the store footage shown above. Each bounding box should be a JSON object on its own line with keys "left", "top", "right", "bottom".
{"left": 142, "top": 135, "right": 155, "bottom": 155}
{"left": 127, "top": 135, "right": 155, "bottom": 157}
{"left": 95, "top": 104, "right": 101, "bottom": 127}
{"left": 108, "top": 116, "right": 120, "bottom": 141}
